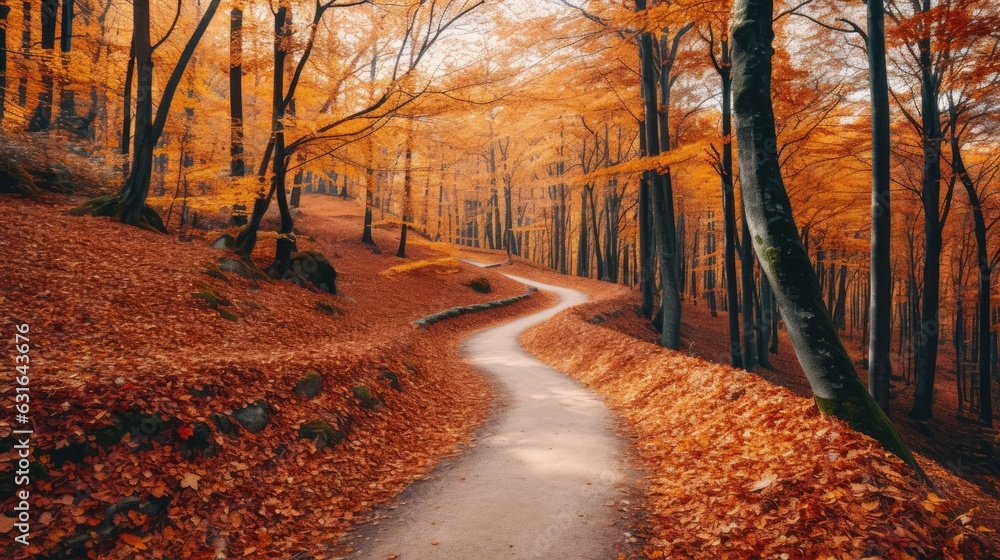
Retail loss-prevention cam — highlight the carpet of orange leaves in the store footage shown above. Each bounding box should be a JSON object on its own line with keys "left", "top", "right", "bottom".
{"left": 0, "top": 193, "right": 550, "bottom": 558}
{"left": 518, "top": 283, "right": 993, "bottom": 559}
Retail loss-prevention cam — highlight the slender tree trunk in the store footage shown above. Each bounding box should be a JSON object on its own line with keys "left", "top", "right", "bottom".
{"left": 867, "top": 0, "right": 892, "bottom": 412}
{"left": 717, "top": 40, "right": 742, "bottom": 367}
{"left": 0, "top": 2, "right": 9, "bottom": 123}
{"left": 911, "top": 0, "right": 944, "bottom": 421}
{"left": 741, "top": 207, "right": 758, "bottom": 371}
{"left": 732, "top": 0, "right": 923, "bottom": 478}
{"left": 951, "top": 119, "right": 993, "bottom": 427}
{"left": 637, "top": 6, "right": 682, "bottom": 348}
{"left": 121, "top": 38, "right": 135, "bottom": 176}
{"left": 268, "top": 5, "right": 295, "bottom": 276}
{"left": 230, "top": 7, "right": 245, "bottom": 177}
{"left": 639, "top": 143, "right": 655, "bottom": 317}
{"left": 28, "top": 0, "right": 58, "bottom": 131}
{"left": 119, "top": 0, "right": 221, "bottom": 228}
{"left": 397, "top": 130, "right": 413, "bottom": 258}
{"left": 578, "top": 188, "right": 589, "bottom": 277}
{"left": 759, "top": 272, "right": 774, "bottom": 367}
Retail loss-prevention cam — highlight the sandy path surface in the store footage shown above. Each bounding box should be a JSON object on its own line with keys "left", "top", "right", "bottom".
{"left": 346, "top": 275, "right": 627, "bottom": 559}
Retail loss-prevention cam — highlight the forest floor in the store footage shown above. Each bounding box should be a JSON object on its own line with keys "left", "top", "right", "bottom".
{"left": 3, "top": 188, "right": 999, "bottom": 558}
{"left": 0, "top": 193, "right": 558, "bottom": 558}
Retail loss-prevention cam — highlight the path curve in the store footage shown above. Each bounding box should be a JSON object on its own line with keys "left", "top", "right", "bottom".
{"left": 347, "top": 275, "right": 627, "bottom": 559}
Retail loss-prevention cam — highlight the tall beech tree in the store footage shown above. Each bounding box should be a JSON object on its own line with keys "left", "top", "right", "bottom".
{"left": 731, "top": 0, "right": 923, "bottom": 476}
{"left": 867, "top": 0, "right": 893, "bottom": 412}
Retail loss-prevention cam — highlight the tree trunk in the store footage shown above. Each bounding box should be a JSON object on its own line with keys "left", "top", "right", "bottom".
{"left": 717, "top": 39, "right": 742, "bottom": 367}
{"left": 639, "top": 153, "right": 655, "bottom": 317}
{"left": 731, "top": 0, "right": 923, "bottom": 478}
{"left": 741, "top": 207, "right": 758, "bottom": 371}
{"left": 637, "top": 6, "right": 682, "bottom": 349}
{"left": 951, "top": 121, "right": 993, "bottom": 427}
{"left": 397, "top": 131, "right": 413, "bottom": 258}
{"left": 0, "top": 2, "right": 9, "bottom": 123}
{"left": 268, "top": 5, "right": 295, "bottom": 277}
{"left": 119, "top": 0, "right": 221, "bottom": 228}
{"left": 578, "top": 188, "right": 589, "bottom": 277}
{"left": 230, "top": 8, "right": 245, "bottom": 177}
{"left": 911, "top": 0, "right": 945, "bottom": 421}
{"left": 759, "top": 272, "right": 774, "bottom": 367}
{"left": 28, "top": 0, "right": 58, "bottom": 131}
{"left": 867, "top": 0, "right": 892, "bottom": 412}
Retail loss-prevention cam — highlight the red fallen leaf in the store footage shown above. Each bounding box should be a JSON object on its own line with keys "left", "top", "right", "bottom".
{"left": 121, "top": 382, "right": 140, "bottom": 391}
{"left": 177, "top": 426, "right": 194, "bottom": 440}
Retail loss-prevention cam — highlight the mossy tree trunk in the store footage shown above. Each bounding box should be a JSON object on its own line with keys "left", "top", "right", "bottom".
{"left": 731, "top": 0, "right": 924, "bottom": 478}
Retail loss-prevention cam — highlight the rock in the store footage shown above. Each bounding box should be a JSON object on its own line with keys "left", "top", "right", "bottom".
{"left": 211, "top": 413, "right": 241, "bottom": 437}
{"left": 466, "top": 277, "right": 492, "bottom": 294}
{"left": 288, "top": 251, "right": 337, "bottom": 294}
{"left": 297, "top": 420, "right": 343, "bottom": 450}
{"left": 353, "top": 385, "right": 380, "bottom": 409}
{"left": 294, "top": 370, "right": 323, "bottom": 399}
{"left": 232, "top": 400, "right": 270, "bottom": 433}
{"left": 94, "top": 422, "right": 125, "bottom": 448}
{"left": 211, "top": 234, "right": 234, "bottom": 250}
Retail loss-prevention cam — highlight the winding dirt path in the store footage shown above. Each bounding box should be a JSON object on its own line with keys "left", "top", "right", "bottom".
{"left": 346, "top": 275, "right": 628, "bottom": 559}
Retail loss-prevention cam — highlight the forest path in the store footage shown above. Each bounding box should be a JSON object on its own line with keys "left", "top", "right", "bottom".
{"left": 346, "top": 275, "right": 628, "bottom": 559}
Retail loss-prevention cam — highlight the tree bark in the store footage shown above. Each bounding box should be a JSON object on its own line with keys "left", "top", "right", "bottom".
{"left": 740, "top": 207, "right": 758, "bottom": 371}
{"left": 119, "top": 0, "right": 221, "bottom": 228}
{"left": 0, "top": 2, "right": 9, "bottom": 123}
{"left": 732, "top": 0, "right": 924, "bottom": 478}
{"left": 867, "top": 0, "right": 892, "bottom": 412}
{"left": 397, "top": 129, "right": 413, "bottom": 258}
{"left": 911, "top": 0, "right": 945, "bottom": 421}
{"left": 715, "top": 38, "right": 742, "bottom": 368}
{"left": 269, "top": 5, "right": 295, "bottom": 276}
{"left": 636, "top": 4, "right": 682, "bottom": 349}
{"left": 950, "top": 116, "right": 993, "bottom": 427}
{"left": 230, "top": 7, "right": 245, "bottom": 177}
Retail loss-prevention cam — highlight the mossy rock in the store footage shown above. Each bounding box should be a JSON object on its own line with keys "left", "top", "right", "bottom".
{"left": 211, "top": 413, "right": 241, "bottom": 437}
{"left": 381, "top": 371, "right": 402, "bottom": 391}
{"left": 0, "top": 160, "right": 39, "bottom": 195}
{"left": 466, "top": 277, "right": 492, "bottom": 294}
{"left": 288, "top": 250, "right": 338, "bottom": 294}
{"left": 294, "top": 370, "right": 323, "bottom": 399}
{"left": 353, "top": 384, "right": 380, "bottom": 409}
{"left": 232, "top": 400, "right": 270, "bottom": 433}
{"left": 298, "top": 420, "right": 344, "bottom": 450}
